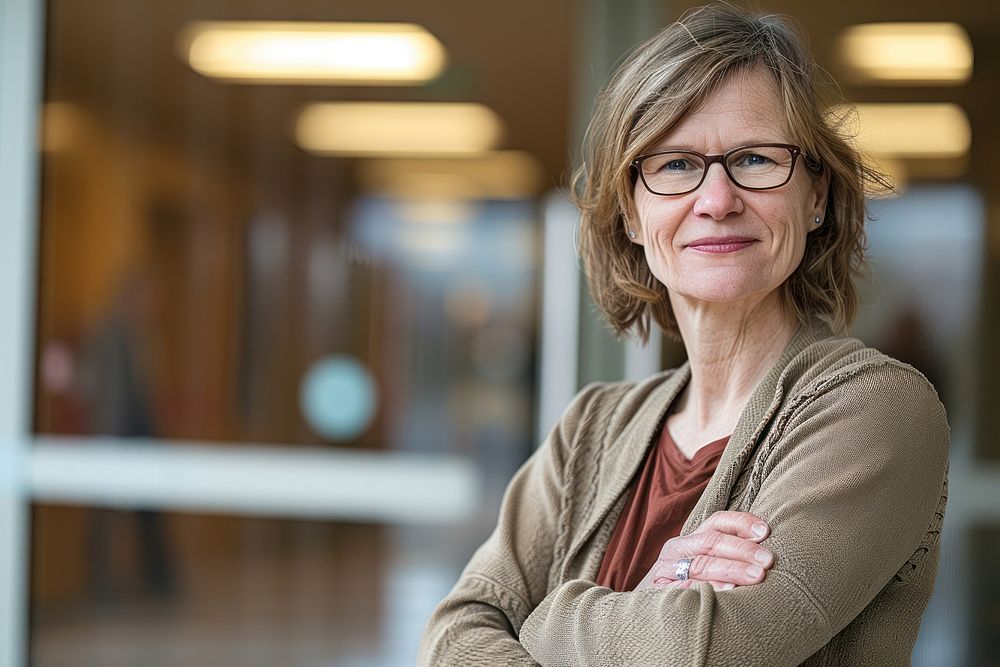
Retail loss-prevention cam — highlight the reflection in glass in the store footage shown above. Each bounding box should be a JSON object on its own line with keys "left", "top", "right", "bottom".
{"left": 31, "top": 0, "right": 563, "bottom": 663}
{"left": 851, "top": 185, "right": 984, "bottom": 665}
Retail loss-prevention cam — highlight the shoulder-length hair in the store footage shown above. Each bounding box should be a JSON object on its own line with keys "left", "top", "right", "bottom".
{"left": 573, "top": 3, "right": 885, "bottom": 342}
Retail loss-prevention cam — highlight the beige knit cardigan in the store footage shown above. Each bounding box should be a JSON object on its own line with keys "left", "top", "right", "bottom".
{"left": 418, "top": 321, "right": 950, "bottom": 666}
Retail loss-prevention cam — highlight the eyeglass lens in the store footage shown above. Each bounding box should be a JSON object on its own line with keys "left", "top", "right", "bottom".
{"left": 639, "top": 145, "right": 796, "bottom": 195}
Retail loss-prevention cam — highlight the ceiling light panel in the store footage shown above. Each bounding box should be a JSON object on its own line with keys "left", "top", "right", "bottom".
{"left": 295, "top": 102, "right": 504, "bottom": 156}
{"left": 178, "top": 21, "right": 447, "bottom": 84}
{"left": 844, "top": 103, "right": 971, "bottom": 159}
{"left": 357, "top": 151, "right": 543, "bottom": 199}
{"left": 838, "top": 23, "right": 973, "bottom": 85}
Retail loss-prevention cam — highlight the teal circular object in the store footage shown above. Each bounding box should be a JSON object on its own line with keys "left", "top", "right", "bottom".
{"left": 300, "top": 356, "right": 377, "bottom": 441}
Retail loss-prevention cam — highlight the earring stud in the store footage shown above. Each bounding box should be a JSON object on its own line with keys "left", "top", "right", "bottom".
{"left": 628, "top": 229, "right": 637, "bottom": 239}
{"left": 814, "top": 216, "right": 821, "bottom": 225}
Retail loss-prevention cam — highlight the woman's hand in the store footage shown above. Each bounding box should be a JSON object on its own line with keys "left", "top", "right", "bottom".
{"left": 634, "top": 511, "right": 774, "bottom": 592}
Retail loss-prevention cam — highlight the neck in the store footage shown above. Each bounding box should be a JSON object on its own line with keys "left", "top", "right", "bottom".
{"left": 670, "top": 292, "right": 799, "bottom": 431}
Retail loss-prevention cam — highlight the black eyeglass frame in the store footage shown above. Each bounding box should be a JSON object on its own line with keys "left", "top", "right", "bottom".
{"left": 631, "top": 143, "right": 803, "bottom": 196}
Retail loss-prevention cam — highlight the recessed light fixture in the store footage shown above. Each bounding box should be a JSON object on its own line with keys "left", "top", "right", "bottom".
{"left": 843, "top": 103, "right": 971, "bottom": 159}
{"left": 837, "top": 23, "right": 973, "bottom": 85}
{"left": 357, "top": 151, "right": 543, "bottom": 199}
{"left": 178, "top": 21, "right": 447, "bottom": 85}
{"left": 294, "top": 102, "right": 504, "bottom": 156}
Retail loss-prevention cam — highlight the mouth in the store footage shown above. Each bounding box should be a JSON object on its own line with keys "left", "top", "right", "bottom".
{"left": 685, "top": 236, "right": 758, "bottom": 254}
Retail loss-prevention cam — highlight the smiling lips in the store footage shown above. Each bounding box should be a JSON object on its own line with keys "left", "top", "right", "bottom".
{"left": 686, "top": 236, "right": 758, "bottom": 254}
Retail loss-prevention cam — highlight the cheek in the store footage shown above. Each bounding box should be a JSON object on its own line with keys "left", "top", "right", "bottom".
{"left": 633, "top": 191, "right": 654, "bottom": 228}
{"left": 775, "top": 207, "right": 812, "bottom": 269}
{"left": 776, "top": 183, "right": 815, "bottom": 247}
{"left": 757, "top": 202, "right": 809, "bottom": 276}
{"left": 634, "top": 196, "right": 679, "bottom": 241}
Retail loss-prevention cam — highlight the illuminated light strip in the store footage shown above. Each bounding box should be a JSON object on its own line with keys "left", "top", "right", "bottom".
{"left": 838, "top": 22, "right": 972, "bottom": 85}
{"left": 28, "top": 438, "right": 479, "bottom": 524}
{"left": 295, "top": 101, "right": 504, "bottom": 156}
{"left": 357, "top": 150, "right": 543, "bottom": 199}
{"left": 838, "top": 103, "right": 971, "bottom": 159}
{"left": 178, "top": 21, "right": 447, "bottom": 85}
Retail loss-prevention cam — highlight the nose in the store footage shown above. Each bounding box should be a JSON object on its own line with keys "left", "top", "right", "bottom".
{"left": 692, "top": 163, "right": 743, "bottom": 220}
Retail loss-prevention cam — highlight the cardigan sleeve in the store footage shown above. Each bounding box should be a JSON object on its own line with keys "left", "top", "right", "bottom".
{"left": 417, "top": 382, "right": 608, "bottom": 666}
{"left": 518, "top": 363, "right": 949, "bottom": 667}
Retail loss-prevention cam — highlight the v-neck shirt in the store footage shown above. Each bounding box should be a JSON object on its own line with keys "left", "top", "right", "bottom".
{"left": 596, "top": 425, "right": 729, "bottom": 592}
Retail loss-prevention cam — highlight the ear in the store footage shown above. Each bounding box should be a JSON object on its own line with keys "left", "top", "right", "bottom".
{"left": 623, "top": 210, "right": 644, "bottom": 246}
{"left": 624, "top": 199, "right": 645, "bottom": 246}
{"left": 807, "top": 168, "right": 831, "bottom": 233}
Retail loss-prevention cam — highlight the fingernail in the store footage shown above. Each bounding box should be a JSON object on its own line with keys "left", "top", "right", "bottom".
{"left": 722, "top": 583, "right": 735, "bottom": 590}
{"left": 752, "top": 522, "right": 768, "bottom": 538}
{"left": 754, "top": 550, "right": 772, "bottom": 566}
{"left": 747, "top": 565, "right": 764, "bottom": 578}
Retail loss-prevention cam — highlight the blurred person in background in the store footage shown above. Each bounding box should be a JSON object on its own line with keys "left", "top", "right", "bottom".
{"left": 78, "top": 199, "right": 179, "bottom": 602}
{"left": 419, "top": 4, "right": 949, "bottom": 665}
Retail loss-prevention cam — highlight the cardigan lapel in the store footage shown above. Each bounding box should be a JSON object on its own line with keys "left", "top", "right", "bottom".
{"left": 561, "top": 319, "right": 834, "bottom": 575}
{"left": 562, "top": 363, "right": 692, "bottom": 574}
{"left": 680, "top": 319, "right": 833, "bottom": 533}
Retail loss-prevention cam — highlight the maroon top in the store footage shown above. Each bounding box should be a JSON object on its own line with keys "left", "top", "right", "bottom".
{"left": 596, "top": 425, "right": 729, "bottom": 592}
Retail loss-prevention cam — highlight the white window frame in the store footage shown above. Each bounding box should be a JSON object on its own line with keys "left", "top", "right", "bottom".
{"left": 0, "top": 0, "right": 44, "bottom": 662}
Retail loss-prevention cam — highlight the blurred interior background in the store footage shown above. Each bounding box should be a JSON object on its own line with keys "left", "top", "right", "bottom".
{"left": 1, "top": 0, "right": 998, "bottom": 665}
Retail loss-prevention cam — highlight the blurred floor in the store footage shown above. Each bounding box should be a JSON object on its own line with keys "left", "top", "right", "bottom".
{"left": 31, "top": 511, "right": 465, "bottom": 667}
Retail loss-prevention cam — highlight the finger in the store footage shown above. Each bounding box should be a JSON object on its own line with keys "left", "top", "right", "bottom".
{"left": 687, "top": 555, "right": 767, "bottom": 585}
{"left": 652, "top": 555, "right": 766, "bottom": 586}
{"left": 693, "top": 510, "right": 770, "bottom": 542}
{"left": 693, "top": 511, "right": 769, "bottom": 540}
{"left": 662, "top": 532, "right": 774, "bottom": 569}
{"left": 708, "top": 581, "right": 736, "bottom": 591}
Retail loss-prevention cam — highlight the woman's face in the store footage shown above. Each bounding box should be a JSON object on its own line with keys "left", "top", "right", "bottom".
{"left": 631, "top": 67, "right": 829, "bottom": 309}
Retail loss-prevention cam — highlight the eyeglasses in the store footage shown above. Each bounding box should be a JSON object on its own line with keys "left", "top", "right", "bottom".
{"left": 632, "top": 143, "right": 802, "bottom": 196}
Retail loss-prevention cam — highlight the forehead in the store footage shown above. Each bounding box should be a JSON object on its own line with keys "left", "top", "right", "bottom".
{"left": 654, "top": 67, "right": 790, "bottom": 148}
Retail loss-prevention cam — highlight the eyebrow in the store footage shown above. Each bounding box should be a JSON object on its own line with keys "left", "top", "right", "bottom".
{"left": 646, "top": 138, "right": 787, "bottom": 153}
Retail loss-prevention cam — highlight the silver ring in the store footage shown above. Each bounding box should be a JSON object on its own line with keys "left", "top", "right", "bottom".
{"left": 675, "top": 557, "right": 692, "bottom": 581}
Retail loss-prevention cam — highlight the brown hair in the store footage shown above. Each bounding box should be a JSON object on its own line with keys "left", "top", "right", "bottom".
{"left": 573, "top": 3, "right": 884, "bottom": 342}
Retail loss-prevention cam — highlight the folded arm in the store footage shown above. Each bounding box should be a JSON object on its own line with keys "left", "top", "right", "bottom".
{"left": 417, "top": 383, "right": 610, "bottom": 666}
{"left": 519, "top": 364, "right": 949, "bottom": 667}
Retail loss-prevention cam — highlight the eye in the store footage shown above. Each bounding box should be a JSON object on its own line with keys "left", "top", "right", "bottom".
{"left": 664, "top": 158, "right": 692, "bottom": 171}
{"left": 734, "top": 152, "right": 774, "bottom": 168}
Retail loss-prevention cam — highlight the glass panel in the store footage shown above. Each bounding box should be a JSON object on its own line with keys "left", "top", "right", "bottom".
{"left": 970, "top": 525, "right": 1000, "bottom": 666}
{"left": 853, "top": 186, "right": 982, "bottom": 430}
{"left": 31, "top": 0, "right": 574, "bottom": 663}
{"left": 851, "top": 185, "right": 984, "bottom": 666}
{"left": 33, "top": 0, "right": 574, "bottom": 448}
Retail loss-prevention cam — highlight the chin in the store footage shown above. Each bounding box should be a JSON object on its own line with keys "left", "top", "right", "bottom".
{"left": 668, "top": 269, "right": 774, "bottom": 305}
{"left": 677, "top": 286, "right": 765, "bottom": 304}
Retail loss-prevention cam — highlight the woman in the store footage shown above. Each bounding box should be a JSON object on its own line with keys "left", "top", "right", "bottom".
{"left": 419, "top": 5, "right": 949, "bottom": 666}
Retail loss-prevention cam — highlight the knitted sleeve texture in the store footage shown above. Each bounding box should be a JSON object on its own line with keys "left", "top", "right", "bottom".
{"left": 416, "top": 382, "right": 609, "bottom": 666}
